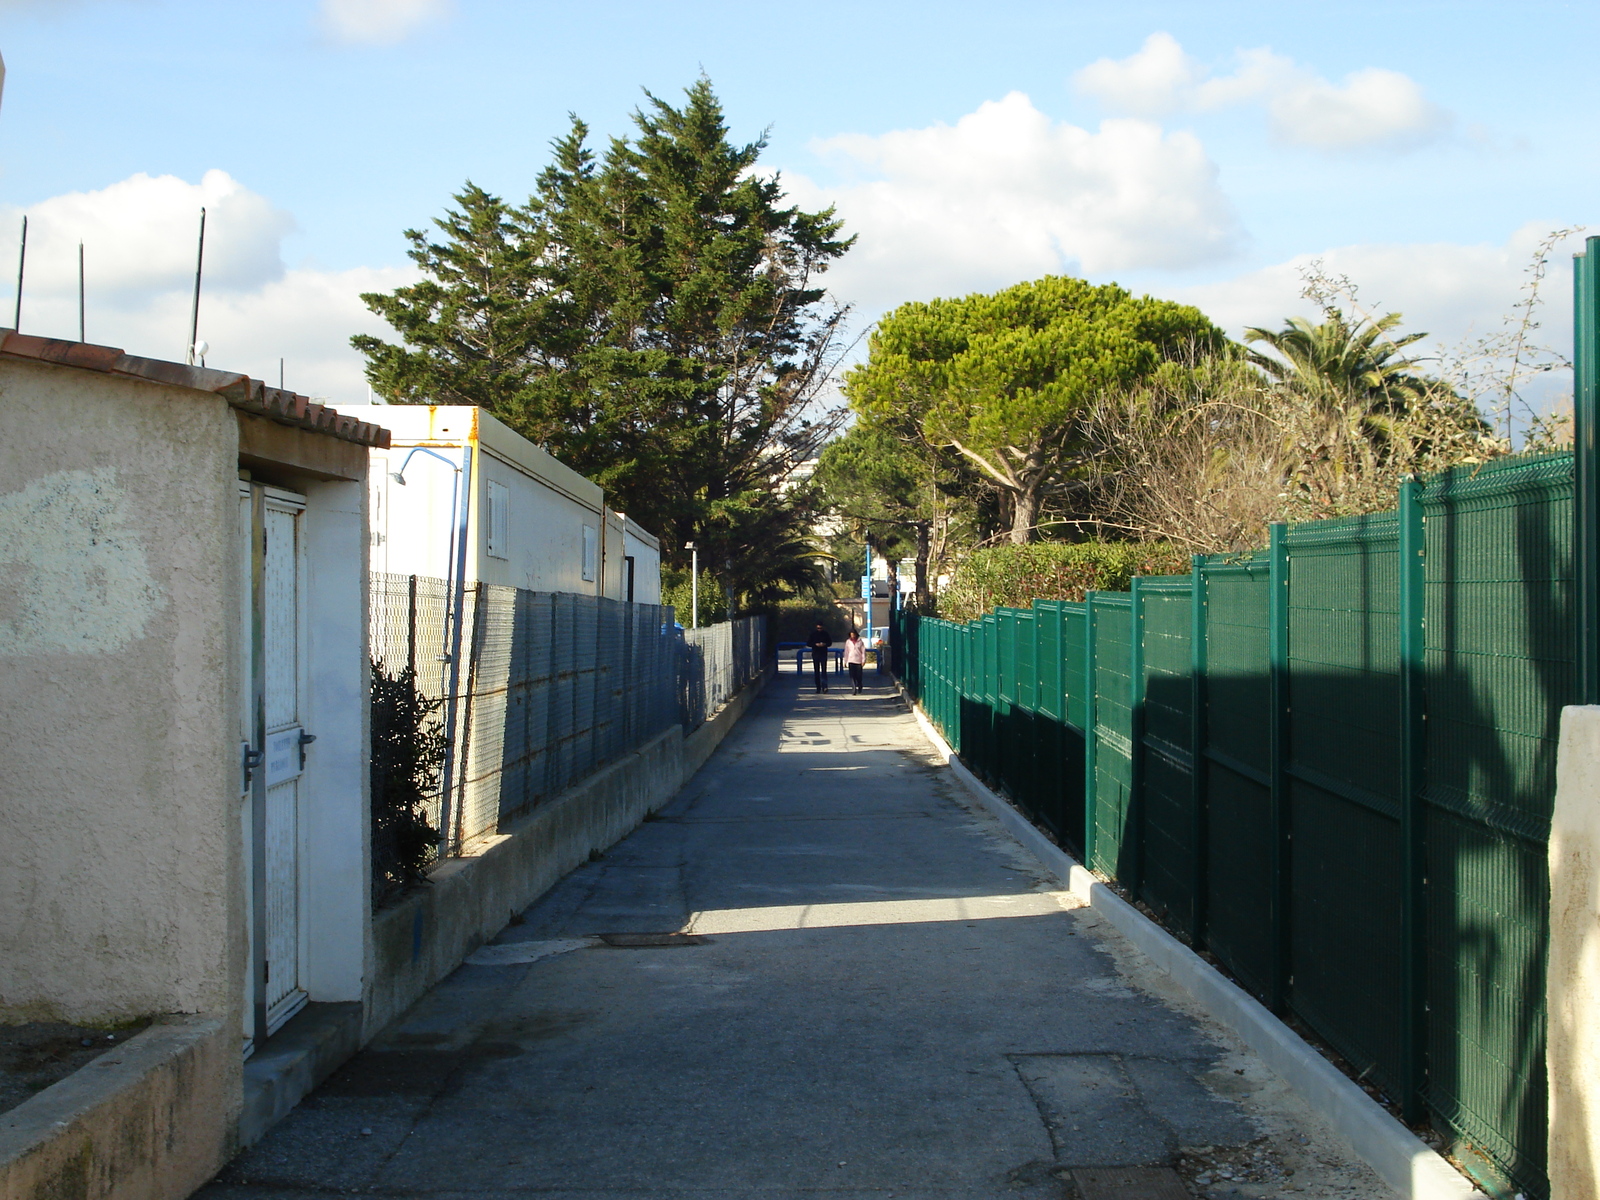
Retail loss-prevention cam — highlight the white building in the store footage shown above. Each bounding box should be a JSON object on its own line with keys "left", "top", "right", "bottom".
{"left": 341, "top": 404, "right": 661, "bottom": 603}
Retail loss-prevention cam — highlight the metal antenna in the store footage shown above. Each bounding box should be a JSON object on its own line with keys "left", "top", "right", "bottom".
{"left": 186, "top": 207, "right": 206, "bottom": 365}
{"left": 78, "top": 242, "right": 85, "bottom": 342}
{"left": 279, "top": 357, "right": 284, "bottom": 389}
{"left": 12, "top": 215, "right": 26, "bottom": 331}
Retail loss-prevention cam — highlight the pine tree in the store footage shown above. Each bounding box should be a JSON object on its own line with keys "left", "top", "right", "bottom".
{"left": 355, "top": 78, "right": 853, "bottom": 605}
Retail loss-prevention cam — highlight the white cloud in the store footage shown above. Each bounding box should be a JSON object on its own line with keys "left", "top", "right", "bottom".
{"left": 2, "top": 170, "right": 414, "bottom": 403}
{"left": 787, "top": 92, "right": 1240, "bottom": 313}
{"left": 316, "top": 0, "right": 453, "bottom": 46}
{"left": 1071, "top": 31, "right": 1197, "bottom": 118}
{"left": 1169, "top": 223, "right": 1585, "bottom": 369}
{"left": 1074, "top": 34, "right": 1450, "bottom": 151}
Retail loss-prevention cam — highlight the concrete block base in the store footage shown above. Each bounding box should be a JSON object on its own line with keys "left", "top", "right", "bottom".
{"left": 239, "top": 1002, "right": 363, "bottom": 1148}
{"left": 0, "top": 1015, "right": 237, "bottom": 1200}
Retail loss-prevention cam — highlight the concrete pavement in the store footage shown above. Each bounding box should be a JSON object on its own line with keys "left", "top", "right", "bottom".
{"left": 201, "top": 665, "right": 1391, "bottom": 1200}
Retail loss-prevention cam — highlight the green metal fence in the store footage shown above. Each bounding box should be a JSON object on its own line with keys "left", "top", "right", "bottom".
{"left": 894, "top": 451, "right": 1576, "bottom": 1200}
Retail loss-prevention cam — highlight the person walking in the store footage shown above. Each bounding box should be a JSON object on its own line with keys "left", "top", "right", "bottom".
{"left": 807, "top": 622, "right": 833, "bottom": 693}
{"left": 843, "top": 628, "right": 868, "bottom": 694}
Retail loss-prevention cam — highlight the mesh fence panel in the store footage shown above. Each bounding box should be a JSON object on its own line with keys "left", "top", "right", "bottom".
{"left": 680, "top": 616, "right": 768, "bottom": 731}
{"left": 1090, "top": 595, "right": 1133, "bottom": 879}
{"left": 1197, "top": 555, "right": 1277, "bottom": 1003}
{"left": 370, "top": 573, "right": 454, "bottom": 877}
{"left": 371, "top": 573, "right": 682, "bottom": 850}
{"left": 1138, "top": 578, "right": 1195, "bottom": 934}
{"left": 1419, "top": 453, "right": 1573, "bottom": 1192}
{"left": 1283, "top": 513, "right": 1405, "bottom": 1100}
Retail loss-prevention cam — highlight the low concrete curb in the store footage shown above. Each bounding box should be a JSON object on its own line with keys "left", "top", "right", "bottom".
{"left": 239, "top": 1002, "right": 363, "bottom": 1148}
{"left": 0, "top": 1015, "right": 236, "bottom": 1200}
{"left": 903, "top": 695, "right": 1484, "bottom": 1200}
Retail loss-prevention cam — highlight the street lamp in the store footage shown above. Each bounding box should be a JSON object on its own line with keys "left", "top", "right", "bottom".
{"left": 684, "top": 541, "right": 699, "bottom": 629}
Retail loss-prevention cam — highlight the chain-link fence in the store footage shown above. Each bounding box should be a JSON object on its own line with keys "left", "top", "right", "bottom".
{"left": 679, "top": 616, "right": 767, "bottom": 730}
{"left": 372, "top": 574, "right": 766, "bottom": 876}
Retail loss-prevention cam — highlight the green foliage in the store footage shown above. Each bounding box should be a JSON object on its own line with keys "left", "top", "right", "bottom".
{"left": 1244, "top": 310, "right": 1427, "bottom": 408}
{"left": 755, "top": 598, "right": 855, "bottom": 643}
{"left": 355, "top": 76, "right": 852, "bottom": 602}
{"left": 661, "top": 567, "right": 730, "bottom": 626}
{"left": 845, "top": 275, "right": 1224, "bottom": 544}
{"left": 939, "top": 542, "right": 1188, "bottom": 622}
{"left": 369, "top": 661, "right": 444, "bottom": 905}
{"left": 815, "top": 423, "right": 924, "bottom": 561}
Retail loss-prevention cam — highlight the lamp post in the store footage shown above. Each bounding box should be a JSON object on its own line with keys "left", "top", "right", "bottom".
{"left": 684, "top": 541, "right": 699, "bottom": 629}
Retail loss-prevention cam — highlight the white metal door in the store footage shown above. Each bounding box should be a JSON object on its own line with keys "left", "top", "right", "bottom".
{"left": 240, "top": 482, "right": 310, "bottom": 1044}
{"left": 261, "top": 490, "right": 308, "bottom": 1032}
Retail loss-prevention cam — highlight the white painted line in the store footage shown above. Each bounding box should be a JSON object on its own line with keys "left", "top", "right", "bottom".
{"left": 901, "top": 692, "right": 1484, "bottom": 1200}
{"left": 464, "top": 938, "right": 596, "bottom": 966}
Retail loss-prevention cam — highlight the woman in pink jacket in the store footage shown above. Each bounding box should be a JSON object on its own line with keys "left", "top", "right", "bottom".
{"left": 843, "top": 628, "right": 868, "bottom": 694}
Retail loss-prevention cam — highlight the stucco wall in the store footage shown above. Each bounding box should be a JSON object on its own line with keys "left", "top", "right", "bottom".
{"left": 1549, "top": 704, "right": 1600, "bottom": 1198}
{"left": 0, "top": 360, "right": 244, "bottom": 1023}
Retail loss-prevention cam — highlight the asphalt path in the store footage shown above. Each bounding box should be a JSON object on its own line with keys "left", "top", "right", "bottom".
{"left": 201, "top": 665, "right": 1389, "bottom": 1200}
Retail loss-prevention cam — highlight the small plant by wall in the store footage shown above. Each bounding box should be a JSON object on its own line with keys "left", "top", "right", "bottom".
{"left": 369, "top": 660, "right": 444, "bottom": 906}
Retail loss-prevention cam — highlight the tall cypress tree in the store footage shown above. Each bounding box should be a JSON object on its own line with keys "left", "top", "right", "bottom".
{"left": 355, "top": 78, "right": 853, "bottom": 603}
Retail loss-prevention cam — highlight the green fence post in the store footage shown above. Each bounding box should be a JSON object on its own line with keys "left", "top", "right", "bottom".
{"left": 1129, "top": 577, "right": 1146, "bottom": 896}
{"left": 1398, "top": 476, "right": 1427, "bottom": 1122}
{"left": 1577, "top": 237, "right": 1600, "bottom": 704}
{"left": 1190, "top": 554, "right": 1209, "bottom": 947}
{"left": 1269, "top": 522, "right": 1290, "bottom": 1013}
{"left": 1084, "top": 591, "right": 1099, "bottom": 868}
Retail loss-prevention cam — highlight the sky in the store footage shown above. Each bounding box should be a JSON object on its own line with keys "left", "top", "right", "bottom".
{"left": 0, "top": 0, "right": 1595, "bottom": 414}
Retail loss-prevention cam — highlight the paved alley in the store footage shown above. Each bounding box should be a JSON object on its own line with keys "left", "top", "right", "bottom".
{"left": 202, "top": 666, "right": 1390, "bottom": 1200}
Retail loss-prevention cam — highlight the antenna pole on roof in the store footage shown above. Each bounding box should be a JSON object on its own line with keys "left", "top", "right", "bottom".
{"left": 279, "top": 358, "right": 284, "bottom": 390}
{"left": 12, "top": 215, "right": 26, "bottom": 331}
{"left": 186, "top": 207, "right": 206, "bottom": 365}
{"left": 78, "top": 242, "right": 85, "bottom": 342}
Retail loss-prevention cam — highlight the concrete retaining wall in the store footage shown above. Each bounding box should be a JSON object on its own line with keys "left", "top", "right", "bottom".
{"left": 367, "top": 665, "right": 771, "bottom": 1040}
{"left": 0, "top": 1016, "right": 237, "bottom": 1200}
{"left": 1549, "top": 704, "right": 1600, "bottom": 1200}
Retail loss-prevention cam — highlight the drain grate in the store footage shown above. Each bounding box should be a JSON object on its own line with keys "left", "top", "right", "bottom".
{"left": 1069, "top": 1167, "right": 1189, "bottom": 1200}
{"left": 595, "top": 932, "right": 710, "bottom": 948}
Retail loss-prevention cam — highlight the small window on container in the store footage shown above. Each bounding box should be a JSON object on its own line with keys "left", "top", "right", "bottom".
{"left": 582, "top": 523, "right": 597, "bottom": 581}
{"left": 486, "top": 480, "right": 510, "bottom": 560}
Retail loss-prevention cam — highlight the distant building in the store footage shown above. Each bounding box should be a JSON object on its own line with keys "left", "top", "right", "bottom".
{"left": 341, "top": 404, "right": 661, "bottom": 604}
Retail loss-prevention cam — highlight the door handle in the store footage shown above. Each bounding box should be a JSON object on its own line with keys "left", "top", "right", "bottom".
{"left": 242, "top": 742, "right": 264, "bottom": 791}
{"left": 298, "top": 730, "right": 317, "bottom": 769}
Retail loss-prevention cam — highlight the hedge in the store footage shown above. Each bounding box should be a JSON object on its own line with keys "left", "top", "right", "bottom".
{"left": 938, "top": 542, "right": 1187, "bottom": 622}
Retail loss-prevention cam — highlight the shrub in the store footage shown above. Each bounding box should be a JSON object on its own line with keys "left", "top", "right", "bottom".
{"left": 370, "top": 660, "right": 445, "bottom": 906}
{"left": 660, "top": 568, "right": 730, "bottom": 626}
{"left": 939, "top": 542, "right": 1188, "bottom": 622}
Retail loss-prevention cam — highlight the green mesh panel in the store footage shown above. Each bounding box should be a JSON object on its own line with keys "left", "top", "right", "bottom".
{"left": 1091, "top": 597, "right": 1134, "bottom": 879}
{"left": 1282, "top": 513, "right": 1405, "bottom": 1101}
{"left": 1199, "top": 555, "right": 1276, "bottom": 1001}
{"left": 1419, "top": 452, "right": 1573, "bottom": 1198}
{"left": 1137, "top": 578, "right": 1196, "bottom": 933}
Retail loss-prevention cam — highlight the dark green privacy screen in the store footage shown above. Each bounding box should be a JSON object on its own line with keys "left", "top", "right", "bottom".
{"left": 895, "top": 451, "right": 1575, "bottom": 1199}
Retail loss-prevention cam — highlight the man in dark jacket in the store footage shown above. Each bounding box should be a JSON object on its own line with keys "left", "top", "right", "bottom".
{"left": 807, "top": 623, "right": 833, "bottom": 693}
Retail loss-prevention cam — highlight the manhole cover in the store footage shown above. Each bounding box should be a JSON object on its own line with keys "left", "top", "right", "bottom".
{"left": 596, "top": 932, "right": 709, "bottom": 948}
{"left": 1070, "top": 1166, "right": 1189, "bottom": 1200}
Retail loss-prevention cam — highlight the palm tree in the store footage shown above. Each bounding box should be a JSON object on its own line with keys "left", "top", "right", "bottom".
{"left": 1244, "top": 309, "right": 1428, "bottom": 414}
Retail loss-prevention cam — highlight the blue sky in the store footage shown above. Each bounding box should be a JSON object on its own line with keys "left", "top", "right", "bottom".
{"left": 0, "top": 0, "right": 1594, "bottom": 409}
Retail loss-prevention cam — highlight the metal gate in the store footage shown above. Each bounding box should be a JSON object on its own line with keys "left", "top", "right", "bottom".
{"left": 240, "top": 481, "right": 311, "bottom": 1046}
